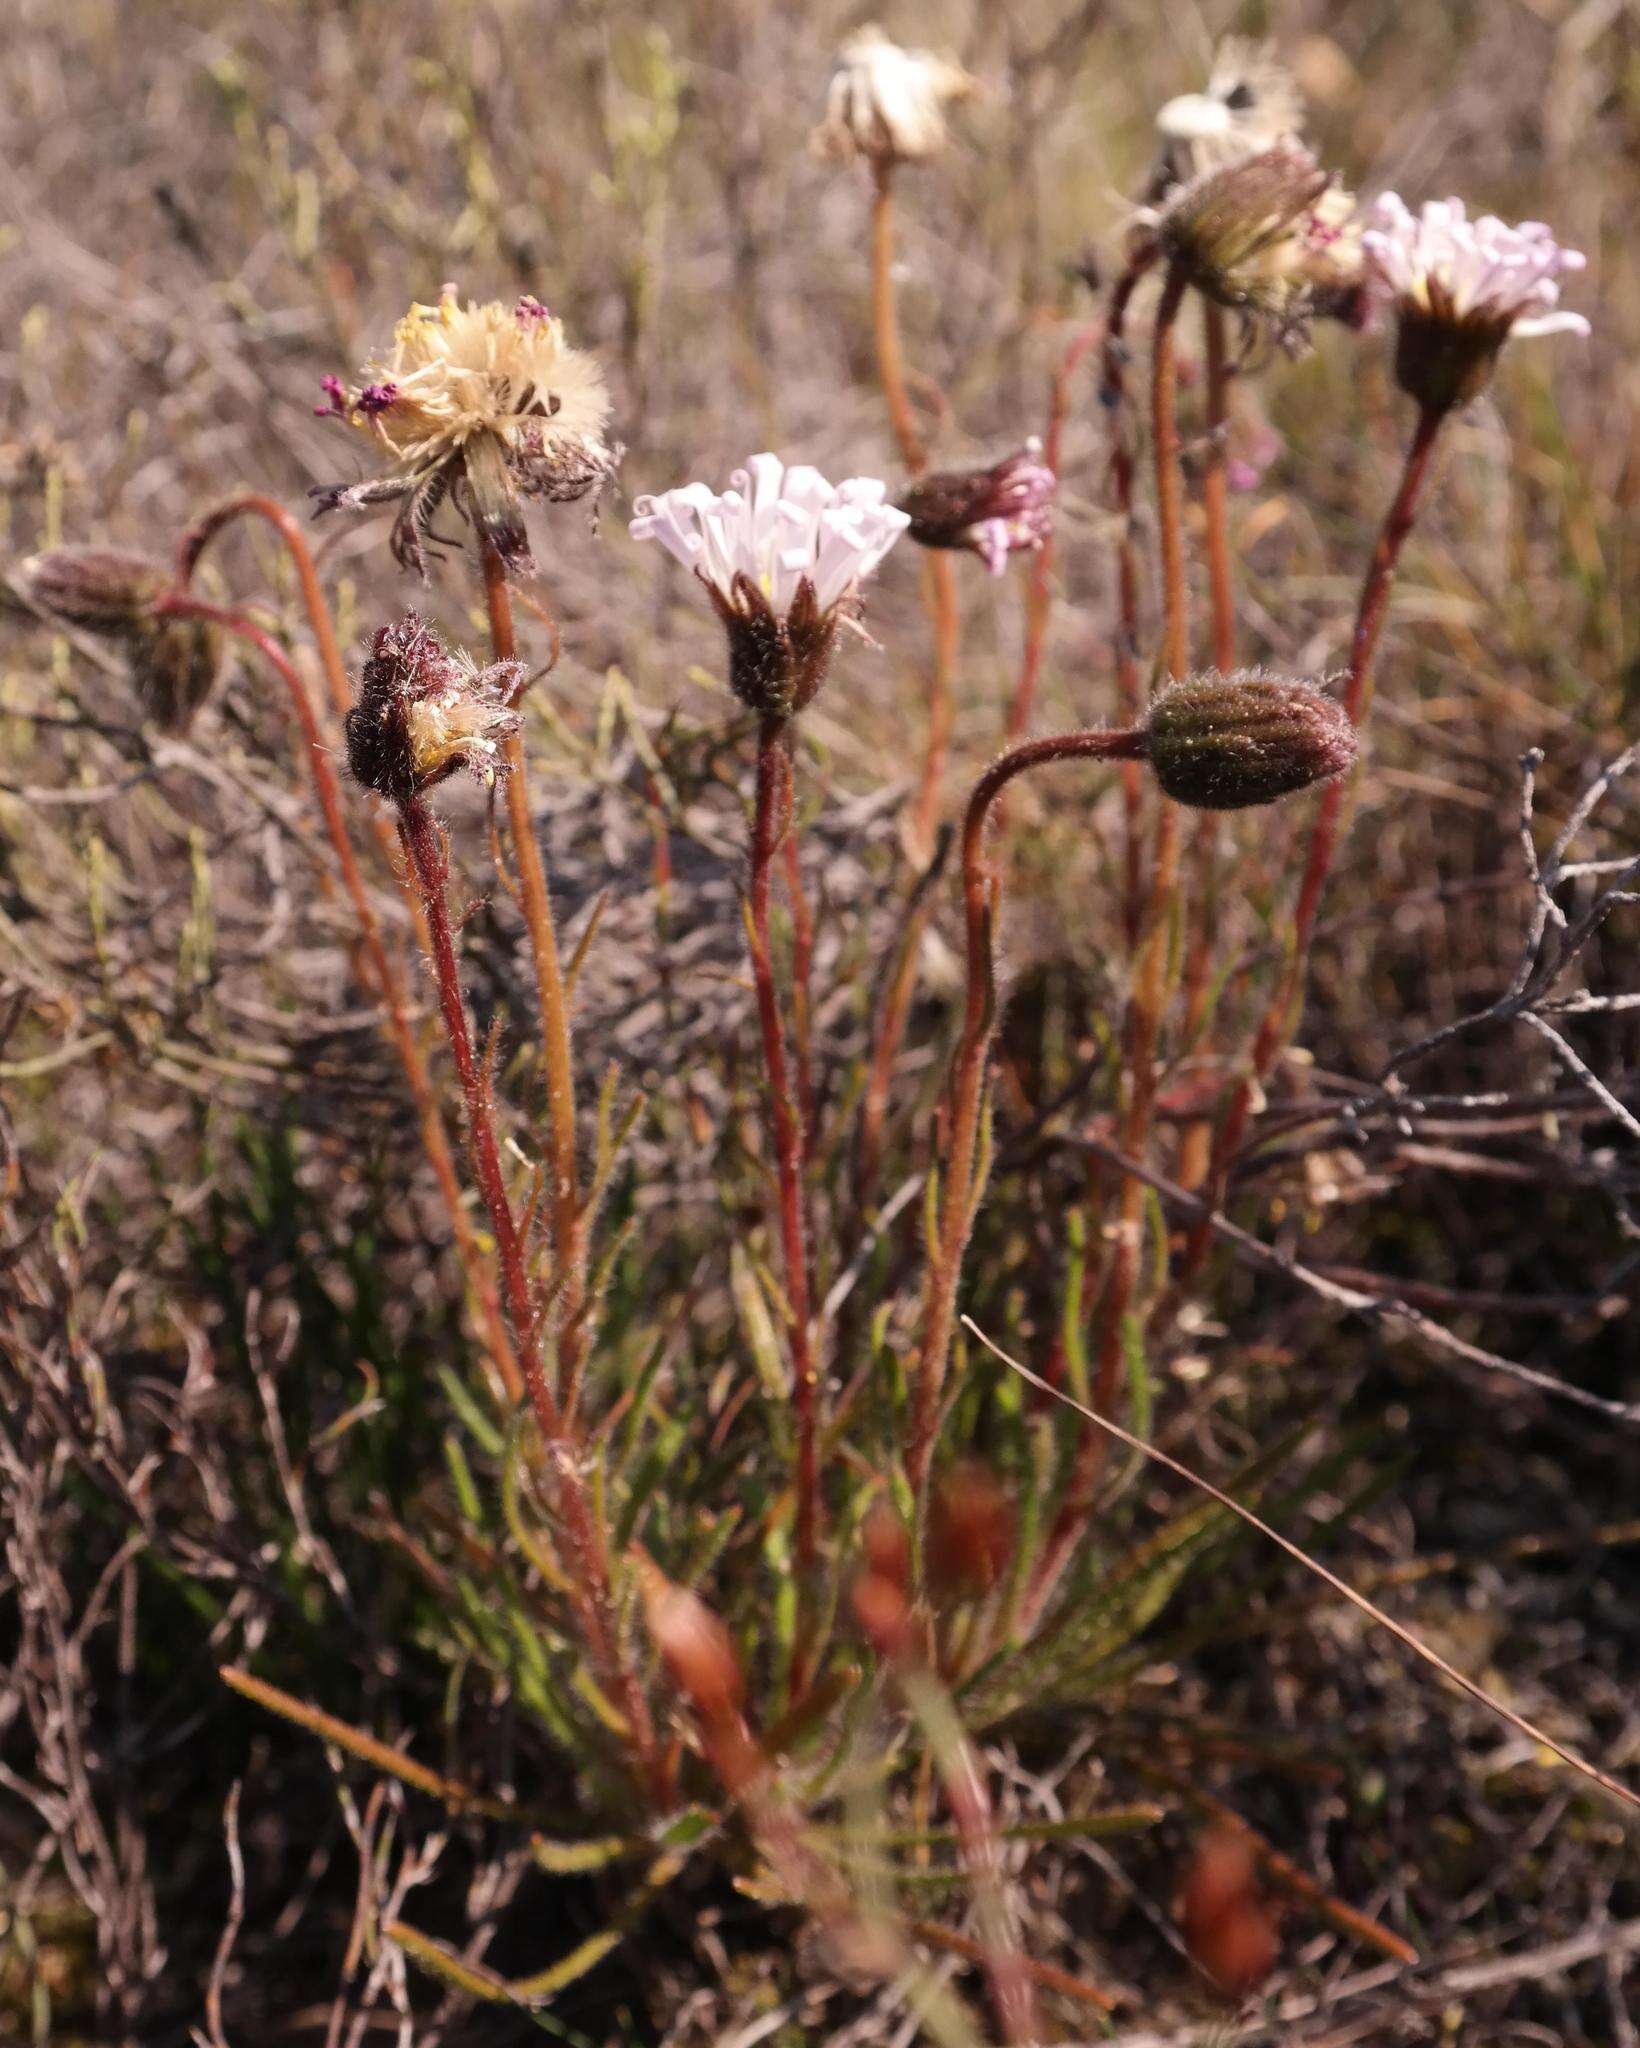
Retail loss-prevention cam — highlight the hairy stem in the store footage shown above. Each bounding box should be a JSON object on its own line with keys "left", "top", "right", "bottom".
{"left": 153, "top": 591, "right": 521, "bottom": 1406}
{"left": 1176, "top": 296, "right": 1237, "bottom": 1190}
{"left": 401, "top": 794, "right": 665, "bottom": 1802}
{"left": 1174, "top": 402, "right": 1447, "bottom": 1289}
{"left": 478, "top": 538, "right": 588, "bottom": 1408}
{"left": 1032, "top": 262, "right": 1190, "bottom": 1608}
{"left": 908, "top": 727, "right": 1148, "bottom": 1498}
{"left": 748, "top": 715, "right": 822, "bottom": 1571}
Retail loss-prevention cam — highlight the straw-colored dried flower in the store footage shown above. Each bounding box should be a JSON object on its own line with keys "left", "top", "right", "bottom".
{"left": 1150, "top": 38, "right": 1303, "bottom": 195}
{"left": 812, "top": 24, "right": 977, "bottom": 170}
{"left": 314, "top": 288, "right": 617, "bottom": 578}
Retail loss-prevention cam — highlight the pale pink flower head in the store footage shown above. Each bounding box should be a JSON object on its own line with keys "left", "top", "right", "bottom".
{"left": 1362, "top": 195, "right": 1590, "bottom": 410}
{"left": 630, "top": 452, "right": 910, "bottom": 716}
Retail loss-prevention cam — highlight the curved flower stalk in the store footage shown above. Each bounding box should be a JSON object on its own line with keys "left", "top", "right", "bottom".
{"left": 632, "top": 454, "right": 909, "bottom": 1570}
{"left": 909, "top": 678, "right": 1356, "bottom": 1502}
{"left": 13, "top": 546, "right": 223, "bottom": 730}
{"left": 899, "top": 444, "right": 1055, "bottom": 577}
{"left": 811, "top": 24, "right": 977, "bottom": 171}
{"left": 313, "top": 287, "right": 618, "bottom": 577}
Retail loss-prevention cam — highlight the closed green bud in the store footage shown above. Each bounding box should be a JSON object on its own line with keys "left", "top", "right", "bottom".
{"left": 1145, "top": 670, "right": 1356, "bottom": 811}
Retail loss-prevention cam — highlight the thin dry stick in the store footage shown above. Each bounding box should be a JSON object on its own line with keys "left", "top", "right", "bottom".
{"left": 152, "top": 591, "right": 521, "bottom": 1404}
{"left": 1176, "top": 295, "right": 1237, "bottom": 1192}
{"left": 1177, "top": 402, "right": 1446, "bottom": 1288}
{"left": 908, "top": 727, "right": 1149, "bottom": 1497}
{"left": 748, "top": 713, "right": 822, "bottom": 1570}
{"left": 1039, "top": 262, "right": 1190, "bottom": 1598}
{"left": 397, "top": 795, "right": 665, "bottom": 1800}
{"left": 478, "top": 536, "right": 588, "bottom": 1407}
{"left": 965, "top": 1315, "right": 1640, "bottom": 1818}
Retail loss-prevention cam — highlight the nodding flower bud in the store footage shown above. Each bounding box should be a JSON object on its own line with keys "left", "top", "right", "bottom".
{"left": 926, "top": 1461, "right": 1014, "bottom": 1600}
{"left": 899, "top": 444, "right": 1055, "bottom": 575}
{"left": 14, "top": 546, "right": 170, "bottom": 634}
{"left": 1154, "top": 143, "right": 1335, "bottom": 321}
{"left": 14, "top": 547, "right": 223, "bottom": 731}
{"left": 1144, "top": 671, "right": 1357, "bottom": 811}
{"left": 639, "top": 1562, "right": 745, "bottom": 1724}
{"left": 1177, "top": 1827, "right": 1280, "bottom": 1999}
{"left": 344, "top": 612, "right": 521, "bottom": 809}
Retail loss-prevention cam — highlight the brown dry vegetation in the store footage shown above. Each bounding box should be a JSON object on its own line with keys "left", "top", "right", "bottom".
{"left": 2, "top": 2, "right": 1639, "bottom": 2044}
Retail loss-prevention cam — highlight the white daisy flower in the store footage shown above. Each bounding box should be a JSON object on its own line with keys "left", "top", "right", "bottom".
{"left": 631, "top": 453, "right": 910, "bottom": 716}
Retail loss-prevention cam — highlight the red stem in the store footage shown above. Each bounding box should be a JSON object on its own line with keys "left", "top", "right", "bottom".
{"left": 1175, "top": 402, "right": 1446, "bottom": 1287}
{"left": 748, "top": 715, "right": 822, "bottom": 1570}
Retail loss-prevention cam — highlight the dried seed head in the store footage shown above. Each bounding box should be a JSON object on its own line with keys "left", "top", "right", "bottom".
{"left": 1145, "top": 670, "right": 1357, "bottom": 811}
{"left": 344, "top": 611, "right": 521, "bottom": 808}
{"left": 14, "top": 547, "right": 223, "bottom": 731}
{"left": 640, "top": 1565, "right": 745, "bottom": 1723}
{"left": 812, "top": 25, "right": 977, "bottom": 169}
{"left": 899, "top": 443, "right": 1055, "bottom": 575}
{"left": 926, "top": 1461, "right": 1014, "bottom": 1600}
{"left": 1155, "top": 143, "right": 1335, "bottom": 321}
{"left": 313, "top": 289, "right": 618, "bottom": 578}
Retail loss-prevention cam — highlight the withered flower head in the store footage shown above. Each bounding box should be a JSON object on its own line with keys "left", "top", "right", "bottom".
{"left": 1362, "top": 195, "right": 1590, "bottom": 414}
{"left": 1154, "top": 143, "right": 1338, "bottom": 324}
{"left": 1151, "top": 38, "right": 1304, "bottom": 196}
{"left": 13, "top": 546, "right": 223, "bottom": 731}
{"left": 1145, "top": 670, "right": 1356, "bottom": 811}
{"left": 344, "top": 611, "right": 522, "bottom": 808}
{"left": 629, "top": 452, "right": 910, "bottom": 719}
{"left": 812, "top": 24, "right": 977, "bottom": 169}
{"left": 899, "top": 442, "right": 1055, "bottom": 575}
{"left": 313, "top": 287, "right": 618, "bottom": 579}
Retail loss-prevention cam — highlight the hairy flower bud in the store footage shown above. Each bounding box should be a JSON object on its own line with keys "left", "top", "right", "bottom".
{"left": 1145, "top": 671, "right": 1357, "bottom": 811}
{"left": 14, "top": 546, "right": 223, "bottom": 731}
{"left": 899, "top": 444, "right": 1055, "bottom": 575}
{"left": 1177, "top": 1828, "right": 1280, "bottom": 1999}
{"left": 344, "top": 612, "right": 521, "bottom": 808}
{"left": 1155, "top": 143, "right": 1335, "bottom": 321}
{"left": 15, "top": 546, "right": 169, "bottom": 634}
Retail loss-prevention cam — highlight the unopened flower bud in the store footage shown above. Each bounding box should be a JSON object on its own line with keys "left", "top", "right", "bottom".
{"left": 899, "top": 444, "right": 1055, "bottom": 575}
{"left": 15, "top": 546, "right": 170, "bottom": 634}
{"left": 640, "top": 1566, "right": 745, "bottom": 1724}
{"left": 927, "top": 1461, "right": 1013, "bottom": 1600}
{"left": 850, "top": 1570, "right": 915, "bottom": 1663}
{"left": 344, "top": 612, "right": 521, "bottom": 808}
{"left": 14, "top": 547, "right": 223, "bottom": 731}
{"left": 1145, "top": 670, "right": 1356, "bottom": 811}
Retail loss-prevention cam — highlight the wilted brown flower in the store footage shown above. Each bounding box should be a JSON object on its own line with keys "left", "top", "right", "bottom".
{"left": 899, "top": 443, "right": 1055, "bottom": 575}
{"left": 1144, "top": 670, "right": 1357, "bottom": 811}
{"left": 344, "top": 611, "right": 521, "bottom": 808}
{"left": 1154, "top": 143, "right": 1338, "bottom": 325}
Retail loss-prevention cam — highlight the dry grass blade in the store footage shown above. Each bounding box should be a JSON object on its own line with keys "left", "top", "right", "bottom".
{"left": 961, "top": 1320, "right": 1640, "bottom": 1818}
